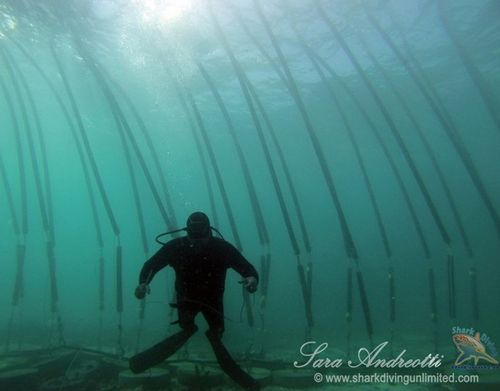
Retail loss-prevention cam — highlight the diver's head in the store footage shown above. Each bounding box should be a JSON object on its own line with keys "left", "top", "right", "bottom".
{"left": 186, "top": 211, "right": 211, "bottom": 240}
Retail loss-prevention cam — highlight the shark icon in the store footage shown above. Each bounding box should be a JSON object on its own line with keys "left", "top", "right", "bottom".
{"left": 453, "top": 332, "right": 499, "bottom": 366}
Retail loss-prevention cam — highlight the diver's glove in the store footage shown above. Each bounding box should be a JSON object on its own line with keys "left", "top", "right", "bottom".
{"left": 134, "top": 283, "right": 150, "bottom": 300}
{"left": 240, "top": 276, "right": 258, "bottom": 293}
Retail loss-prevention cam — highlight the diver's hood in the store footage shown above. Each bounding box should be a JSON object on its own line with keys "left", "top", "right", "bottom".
{"left": 186, "top": 211, "right": 211, "bottom": 239}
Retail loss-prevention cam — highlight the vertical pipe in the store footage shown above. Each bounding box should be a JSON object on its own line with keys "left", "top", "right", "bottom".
{"left": 428, "top": 268, "right": 439, "bottom": 351}
{"left": 185, "top": 89, "right": 242, "bottom": 250}
{"left": 158, "top": 57, "right": 220, "bottom": 228}
{"left": 197, "top": 63, "right": 269, "bottom": 247}
{"left": 98, "top": 66, "right": 178, "bottom": 231}
{"left": 346, "top": 266, "right": 353, "bottom": 355}
{"left": 315, "top": 0, "right": 452, "bottom": 248}
{"left": 359, "top": 35, "right": 474, "bottom": 258}
{"left": 447, "top": 251, "right": 456, "bottom": 319}
{"left": 209, "top": 2, "right": 311, "bottom": 332}
{"left": 469, "top": 267, "right": 479, "bottom": 321}
{"left": 437, "top": 0, "right": 500, "bottom": 135}
{"left": 365, "top": 5, "right": 500, "bottom": 238}
{"left": 50, "top": 40, "right": 121, "bottom": 238}
{"left": 0, "top": 68, "right": 27, "bottom": 238}
{"left": 116, "top": 244, "right": 124, "bottom": 356}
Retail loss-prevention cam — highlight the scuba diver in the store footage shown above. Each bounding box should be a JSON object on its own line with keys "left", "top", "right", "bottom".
{"left": 130, "top": 211, "right": 260, "bottom": 391}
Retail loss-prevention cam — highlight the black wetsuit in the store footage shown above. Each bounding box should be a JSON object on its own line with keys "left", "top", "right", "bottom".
{"left": 139, "top": 236, "right": 258, "bottom": 333}
{"left": 131, "top": 235, "right": 260, "bottom": 391}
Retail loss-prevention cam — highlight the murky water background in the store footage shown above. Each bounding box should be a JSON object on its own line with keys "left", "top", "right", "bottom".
{"left": 0, "top": 0, "right": 499, "bottom": 389}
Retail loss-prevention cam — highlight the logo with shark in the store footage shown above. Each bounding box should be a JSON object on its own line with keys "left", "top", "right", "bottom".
{"left": 452, "top": 330, "right": 499, "bottom": 367}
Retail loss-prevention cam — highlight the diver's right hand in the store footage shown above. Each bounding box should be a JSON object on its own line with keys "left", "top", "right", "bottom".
{"left": 134, "top": 283, "right": 150, "bottom": 300}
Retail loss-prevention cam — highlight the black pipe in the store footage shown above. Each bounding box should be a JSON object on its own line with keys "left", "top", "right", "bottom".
{"left": 297, "top": 264, "right": 314, "bottom": 328}
{"left": 183, "top": 81, "right": 253, "bottom": 340}
{"left": 260, "top": 254, "right": 271, "bottom": 300}
{"left": 306, "top": 47, "right": 432, "bottom": 260}
{"left": 0, "top": 155, "right": 20, "bottom": 238}
{"left": 230, "top": 3, "right": 288, "bottom": 86}
{"left": 356, "top": 270, "right": 373, "bottom": 339}
{"left": 11, "top": 244, "right": 26, "bottom": 306}
{"left": 259, "top": 253, "right": 272, "bottom": 330}
{"left": 243, "top": 76, "right": 311, "bottom": 254}
{"left": 109, "top": 79, "right": 178, "bottom": 230}
{"left": 243, "top": 288, "right": 254, "bottom": 328}
{"left": 346, "top": 266, "right": 353, "bottom": 353}
{"left": 74, "top": 38, "right": 180, "bottom": 254}
{"left": 437, "top": 0, "right": 500, "bottom": 135}
{"left": 306, "top": 262, "right": 313, "bottom": 313}
{"left": 252, "top": 0, "right": 357, "bottom": 260}
{"left": 389, "top": 266, "right": 396, "bottom": 323}
{"left": 315, "top": 1, "right": 451, "bottom": 248}
{"left": 366, "top": 5, "right": 500, "bottom": 238}
{"left": 184, "top": 89, "right": 242, "bottom": 251}
{"left": 248, "top": 0, "right": 376, "bottom": 340}
{"left": 209, "top": 1, "right": 310, "bottom": 330}
{"left": 99, "top": 255, "right": 105, "bottom": 312}
{"left": 295, "top": 33, "right": 392, "bottom": 259}
{"left": 405, "top": 0, "right": 434, "bottom": 34}
{"left": 428, "top": 267, "right": 438, "bottom": 350}
{"left": 15, "top": 37, "right": 108, "bottom": 343}
{"left": 9, "top": 37, "right": 104, "bottom": 249}
{"left": 447, "top": 254, "right": 456, "bottom": 319}
{"left": 116, "top": 244, "right": 124, "bottom": 356}
{"left": 115, "top": 114, "right": 149, "bottom": 256}
{"left": 1, "top": 48, "right": 47, "bottom": 234}
{"left": 258, "top": 255, "right": 267, "bottom": 329}
{"left": 109, "top": 99, "right": 149, "bottom": 255}
{"left": 47, "top": 239, "right": 64, "bottom": 344}
{"left": 2, "top": 47, "right": 55, "bottom": 244}
{"left": 469, "top": 267, "right": 479, "bottom": 321}
{"left": 0, "top": 65, "right": 27, "bottom": 238}
{"left": 50, "top": 40, "right": 120, "bottom": 238}
{"left": 98, "top": 66, "right": 178, "bottom": 232}
{"left": 2, "top": 45, "right": 65, "bottom": 344}
{"left": 244, "top": 74, "right": 316, "bottom": 325}
{"left": 358, "top": 35, "right": 474, "bottom": 258}
{"left": 197, "top": 62, "right": 269, "bottom": 330}
{"left": 46, "top": 241, "right": 58, "bottom": 313}
{"left": 160, "top": 60, "right": 220, "bottom": 228}
{"left": 245, "top": 73, "right": 316, "bottom": 327}
{"left": 51, "top": 38, "right": 123, "bottom": 348}
{"left": 359, "top": 30, "right": 473, "bottom": 324}
{"left": 3, "top": 47, "right": 63, "bottom": 324}
{"left": 227, "top": 8, "right": 310, "bottom": 251}
{"left": 304, "top": 37, "right": 389, "bottom": 344}
{"left": 209, "top": 4, "right": 300, "bottom": 255}
{"left": 307, "top": 44, "right": 435, "bottom": 345}
{"left": 197, "top": 63, "right": 269, "bottom": 247}
{"left": 258, "top": 253, "right": 271, "bottom": 328}
{"left": 72, "top": 36, "right": 160, "bottom": 353}
{"left": 116, "top": 245, "right": 123, "bottom": 314}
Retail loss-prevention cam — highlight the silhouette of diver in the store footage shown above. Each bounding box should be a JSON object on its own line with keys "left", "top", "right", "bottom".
{"left": 130, "top": 211, "right": 260, "bottom": 390}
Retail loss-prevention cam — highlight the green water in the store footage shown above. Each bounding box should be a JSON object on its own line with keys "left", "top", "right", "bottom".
{"left": 0, "top": 0, "right": 499, "bottom": 390}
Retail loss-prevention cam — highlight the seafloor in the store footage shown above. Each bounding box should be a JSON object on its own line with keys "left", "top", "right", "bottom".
{"left": 0, "top": 337, "right": 497, "bottom": 391}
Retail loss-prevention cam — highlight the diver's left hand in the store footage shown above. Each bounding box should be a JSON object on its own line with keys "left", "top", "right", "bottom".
{"left": 135, "top": 283, "right": 150, "bottom": 300}
{"left": 240, "top": 276, "right": 258, "bottom": 293}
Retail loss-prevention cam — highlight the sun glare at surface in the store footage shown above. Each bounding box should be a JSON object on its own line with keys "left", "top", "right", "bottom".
{"left": 132, "top": 0, "right": 193, "bottom": 26}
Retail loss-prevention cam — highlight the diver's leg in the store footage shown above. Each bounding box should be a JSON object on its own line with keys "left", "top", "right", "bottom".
{"left": 201, "top": 299, "right": 225, "bottom": 337}
{"left": 129, "top": 305, "right": 198, "bottom": 373}
{"left": 203, "top": 303, "right": 260, "bottom": 391}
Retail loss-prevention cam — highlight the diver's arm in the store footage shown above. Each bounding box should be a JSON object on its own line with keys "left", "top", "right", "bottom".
{"left": 139, "top": 244, "right": 171, "bottom": 284}
{"left": 225, "top": 242, "right": 259, "bottom": 292}
{"left": 135, "top": 244, "right": 172, "bottom": 299}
